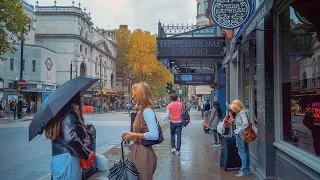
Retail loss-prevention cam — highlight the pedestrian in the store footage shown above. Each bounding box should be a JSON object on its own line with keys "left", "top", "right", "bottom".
{"left": 0, "top": 97, "right": 5, "bottom": 118}
{"left": 208, "top": 101, "right": 222, "bottom": 147}
{"left": 10, "top": 98, "right": 17, "bottom": 119}
{"left": 44, "top": 92, "right": 95, "bottom": 180}
{"left": 229, "top": 99, "right": 250, "bottom": 177}
{"left": 166, "top": 93, "right": 183, "bottom": 156}
{"left": 204, "top": 100, "right": 210, "bottom": 120}
{"left": 200, "top": 101, "right": 204, "bottom": 117}
{"left": 122, "top": 82, "right": 158, "bottom": 180}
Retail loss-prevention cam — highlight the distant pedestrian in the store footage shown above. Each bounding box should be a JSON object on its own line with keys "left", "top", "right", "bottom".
{"left": 166, "top": 93, "right": 183, "bottom": 156}
{"left": 204, "top": 100, "right": 211, "bottom": 120}
{"left": 0, "top": 97, "right": 5, "bottom": 118}
{"left": 208, "top": 101, "right": 222, "bottom": 147}
{"left": 229, "top": 99, "right": 250, "bottom": 177}
{"left": 10, "top": 98, "right": 17, "bottom": 119}
{"left": 122, "top": 82, "right": 158, "bottom": 180}
{"left": 200, "top": 101, "right": 204, "bottom": 117}
{"left": 44, "top": 92, "right": 95, "bottom": 180}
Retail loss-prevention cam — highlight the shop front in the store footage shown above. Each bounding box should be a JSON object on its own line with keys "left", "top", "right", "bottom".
{"left": 222, "top": 0, "right": 320, "bottom": 179}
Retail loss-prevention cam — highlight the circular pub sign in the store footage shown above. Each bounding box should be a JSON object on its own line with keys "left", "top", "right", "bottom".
{"left": 45, "top": 58, "right": 53, "bottom": 71}
{"left": 210, "top": 0, "right": 251, "bottom": 29}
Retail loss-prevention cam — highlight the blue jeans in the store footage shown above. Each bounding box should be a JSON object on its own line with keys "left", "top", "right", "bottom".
{"left": 170, "top": 122, "right": 182, "bottom": 151}
{"left": 235, "top": 135, "right": 250, "bottom": 175}
{"left": 51, "top": 153, "right": 82, "bottom": 180}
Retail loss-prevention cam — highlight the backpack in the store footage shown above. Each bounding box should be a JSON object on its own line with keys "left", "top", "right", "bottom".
{"left": 182, "top": 109, "right": 191, "bottom": 127}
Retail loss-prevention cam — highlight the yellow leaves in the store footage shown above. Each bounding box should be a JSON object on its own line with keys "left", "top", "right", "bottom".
{"left": 114, "top": 28, "right": 172, "bottom": 98}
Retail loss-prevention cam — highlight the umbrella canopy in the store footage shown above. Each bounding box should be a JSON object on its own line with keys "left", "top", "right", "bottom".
{"left": 108, "top": 140, "right": 139, "bottom": 180}
{"left": 29, "top": 76, "right": 99, "bottom": 141}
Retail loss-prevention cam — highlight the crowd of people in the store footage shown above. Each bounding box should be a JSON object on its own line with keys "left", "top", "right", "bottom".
{"left": 0, "top": 97, "right": 35, "bottom": 119}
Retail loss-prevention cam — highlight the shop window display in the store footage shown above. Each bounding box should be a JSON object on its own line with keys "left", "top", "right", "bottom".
{"left": 280, "top": 6, "right": 320, "bottom": 157}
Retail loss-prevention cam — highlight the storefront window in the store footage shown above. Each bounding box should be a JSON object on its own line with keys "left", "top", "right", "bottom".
{"left": 280, "top": 6, "right": 320, "bottom": 157}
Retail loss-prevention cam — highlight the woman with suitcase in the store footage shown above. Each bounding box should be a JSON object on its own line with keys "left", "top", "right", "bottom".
{"left": 229, "top": 99, "right": 250, "bottom": 177}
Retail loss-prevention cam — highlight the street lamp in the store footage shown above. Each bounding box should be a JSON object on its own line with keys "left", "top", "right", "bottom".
{"left": 18, "top": 23, "right": 31, "bottom": 119}
{"left": 99, "top": 55, "right": 103, "bottom": 113}
{"left": 70, "top": 60, "right": 82, "bottom": 80}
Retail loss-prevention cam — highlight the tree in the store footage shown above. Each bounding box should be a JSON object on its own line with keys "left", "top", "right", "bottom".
{"left": 114, "top": 28, "right": 173, "bottom": 99}
{"left": 0, "top": 0, "right": 34, "bottom": 61}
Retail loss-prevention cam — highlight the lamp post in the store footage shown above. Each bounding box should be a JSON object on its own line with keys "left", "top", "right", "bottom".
{"left": 99, "top": 55, "right": 103, "bottom": 113}
{"left": 70, "top": 60, "right": 82, "bottom": 80}
{"left": 17, "top": 24, "right": 31, "bottom": 119}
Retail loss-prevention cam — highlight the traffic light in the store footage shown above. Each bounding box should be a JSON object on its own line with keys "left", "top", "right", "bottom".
{"left": 166, "top": 82, "right": 172, "bottom": 94}
{"left": 11, "top": 80, "right": 18, "bottom": 89}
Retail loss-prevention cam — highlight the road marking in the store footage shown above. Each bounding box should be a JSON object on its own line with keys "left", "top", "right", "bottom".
{"left": 38, "top": 173, "right": 51, "bottom": 180}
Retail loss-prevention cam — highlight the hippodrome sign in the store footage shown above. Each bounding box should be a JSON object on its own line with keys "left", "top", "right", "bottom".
{"left": 210, "top": 0, "right": 251, "bottom": 29}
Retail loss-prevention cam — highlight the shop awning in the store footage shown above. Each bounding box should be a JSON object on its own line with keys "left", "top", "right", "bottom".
{"left": 22, "top": 88, "right": 55, "bottom": 93}
{"left": 222, "top": 0, "right": 275, "bottom": 66}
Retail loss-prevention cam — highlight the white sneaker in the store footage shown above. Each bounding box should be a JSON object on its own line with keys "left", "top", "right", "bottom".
{"left": 171, "top": 148, "right": 176, "bottom": 153}
{"left": 212, "top": 144, "right": 220, "bottom": 147}
{"left": 176, "top": 151, "right": 180, "bottom": 156}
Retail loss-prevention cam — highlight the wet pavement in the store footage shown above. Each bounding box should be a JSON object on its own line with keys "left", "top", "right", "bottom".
{"left": 89, "top": 109, "right": 254, "bottom": 180}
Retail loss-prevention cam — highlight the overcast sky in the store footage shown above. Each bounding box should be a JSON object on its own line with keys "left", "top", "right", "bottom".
{"left": 29, "top": 0, "right": 197, "bottom": 34}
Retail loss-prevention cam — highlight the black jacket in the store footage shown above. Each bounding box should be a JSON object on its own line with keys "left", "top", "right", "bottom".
{"left": 204, "top": 103, "right": 211, "bottom": 111}
{"left": 51, "top": 110, "right": 90, "bottom": 160}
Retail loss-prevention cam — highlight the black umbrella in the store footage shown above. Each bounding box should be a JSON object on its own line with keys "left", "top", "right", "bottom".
{"left": 108, "top": 140, "right": 139, "bottom": 180}
{"left": 29, "top": 76, "right": 99, "bottom": 141}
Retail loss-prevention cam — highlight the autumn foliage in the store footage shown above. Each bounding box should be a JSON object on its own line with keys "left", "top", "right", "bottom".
{"left": 114, "top": 28, "right": 172, "bottom": 98}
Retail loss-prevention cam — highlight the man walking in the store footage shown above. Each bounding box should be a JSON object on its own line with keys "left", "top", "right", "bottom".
{"left": 0, "top": 97, "right": 5, "bottom": 119}
{"left": 166, "top": 94, "right": 183, "bottom": 156}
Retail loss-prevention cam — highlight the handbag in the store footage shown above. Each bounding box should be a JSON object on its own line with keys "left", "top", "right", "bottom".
{"left": 80, "top": 150, "right": 96, "bottom": 169}
{"left": 141, "top": 110, "right": 164, "bottom": 146}
{"left": 240, "top": 112, "right": 257, "bottom": 143}
{"left": 217, "top": 121, "right": 225, "bottom": 134}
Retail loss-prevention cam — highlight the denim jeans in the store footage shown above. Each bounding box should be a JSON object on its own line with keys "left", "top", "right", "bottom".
{"left": 51, "top": 153, "right": 82, "bottom": 180}
{"left": 170, "top": 122, "right": 182, "bottom": 151}
{"left": 235, "top": 135, "right": 250, "bottom": 175}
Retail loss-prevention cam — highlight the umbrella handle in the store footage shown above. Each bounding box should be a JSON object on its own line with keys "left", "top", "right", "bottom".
{"left": 121, "top": 139, "right": 125, "bottom": 161}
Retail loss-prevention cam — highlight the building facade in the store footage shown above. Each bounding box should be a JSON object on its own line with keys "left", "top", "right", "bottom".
{"left": 222, "top": 0, "right": 320, "bottom": 179}
{"left": 0, "top": 1, "right": 117, "bottom": 110}
{"left": 0, "top": 2, "right": 57, "bottom": 108}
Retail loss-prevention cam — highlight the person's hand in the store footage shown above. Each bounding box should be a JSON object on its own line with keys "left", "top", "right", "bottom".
{"left": 122, "top": 132, "right": 136, "bottom": 141}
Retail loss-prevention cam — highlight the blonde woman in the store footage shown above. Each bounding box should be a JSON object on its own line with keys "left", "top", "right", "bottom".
{"left": 122, "top": 82, "right": 158, "bottom": 180}
{"left": 229, "top": 99, "right": 250, "bottom": 177}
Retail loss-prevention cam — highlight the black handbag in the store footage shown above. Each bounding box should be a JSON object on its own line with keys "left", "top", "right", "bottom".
{"left": 140, "top": 111, "right": 164, "bottom": 146}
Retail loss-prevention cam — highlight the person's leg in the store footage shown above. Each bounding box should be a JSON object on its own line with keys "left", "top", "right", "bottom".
{"left": 213, "top": 130, "right": 218, "bottom": 144}
{"left": 245, "top": 142, "right": 250, "bottom": 172}
{"left": 170, "top": 122, "right": 177, "bottom": 150}
{"left": 176, "top": 122, "right": 182, "bottom": 152}
{"left": 236, "top": 135, "right": 248, "bottom": 175}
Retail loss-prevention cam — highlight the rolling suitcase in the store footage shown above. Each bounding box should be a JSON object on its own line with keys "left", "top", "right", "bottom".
{"left": 82, "top": 124, "right": 97, "bottom": 179}
{"left": 220, "top": 135, "right": 241, "bottom": 171}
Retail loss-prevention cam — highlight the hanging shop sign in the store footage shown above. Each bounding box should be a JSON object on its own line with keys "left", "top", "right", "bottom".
{"left": 210, "top": 0, "right": 252, "bottom": 29}
{"left": 174, "top": 74, "right": 214, "bottom": 85}
{"left": 157, "top": 37, "right": 225, "bottom": 59}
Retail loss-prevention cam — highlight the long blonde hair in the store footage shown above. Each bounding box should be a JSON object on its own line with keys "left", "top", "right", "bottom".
{"left": 132, "top": 82, "right": 155, "bottom": 109}
{"left": 229, "top": 99, "right": 246, "bottom": 113}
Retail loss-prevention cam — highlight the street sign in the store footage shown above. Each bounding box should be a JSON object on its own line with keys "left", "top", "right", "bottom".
{"left": 18, "top": 79, "right": 26, "bottom": 87}
{"left": 179, "top": 89, "right": 183, "bottom": 95}
{"left": 174, "top": 74, "right": 214, "bottom": 85}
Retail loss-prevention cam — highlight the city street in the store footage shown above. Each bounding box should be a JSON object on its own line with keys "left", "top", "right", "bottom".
{"left": 0, "top": 109, "right": 166, "bottom": 180}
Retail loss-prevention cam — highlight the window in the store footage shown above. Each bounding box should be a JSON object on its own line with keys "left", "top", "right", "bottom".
{"left": 204, "top": 1, "right": 208, "bottom": 13}
{"left": 22, "top": 59, "right": 25, "bottom": 71}
{"left": 32, "top": 60, "right": 36, "bottom": 72}
{"left": 10, "top": 58, "right": 14, "bottom": 71}
{"left": 85, "top": 47, "right": 87, "bottom": 55}
{"left": 197, "top": 3, "right": 200, "bottom": 15}
{"left": 279, "top": 6, "right": 320, "bottom": 157}
{"left": 80, "top": 45, "right": 83, "bottom": 53}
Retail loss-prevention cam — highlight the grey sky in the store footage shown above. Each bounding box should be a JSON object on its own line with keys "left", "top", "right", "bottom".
{"left": 30, "top": 0, "right": 197, "bottom": 34}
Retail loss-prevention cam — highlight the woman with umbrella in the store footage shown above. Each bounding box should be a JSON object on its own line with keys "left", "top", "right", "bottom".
{"left": 122, "top": 82, "right": 159, "bottom": 180}
{"left": 29, "top": 77, "right": 99, "bottom": 180}
{"left": 44, "top": 92, "right": 95, "bottom": 179}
